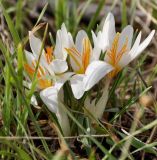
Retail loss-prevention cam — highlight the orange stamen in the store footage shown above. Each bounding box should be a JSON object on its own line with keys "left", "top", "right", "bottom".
{"left": 82, "top": 38, "right": 92, "bottom": 72}
{"left": 66, "top": 38, "right": 92, "bottom": 74}
{"left": 107, "top": 33, "right": 128, "bottom": 78}
{"left": 38, "top": 78, "right": 52, "bottom": 89}
{"left": 24, "top": 63, "right": 52, "bottom": 89}
{"left": 45, "top": 46, "right": 54, "bottom": 64}
{"left": 24, "top": 63, "right": 35, "bottom": 77}
{"left": 65, "top": 47, "right": 83, "bottom": 73}
{"left": 107, "top": 33, "right": 120, "bottom": 66}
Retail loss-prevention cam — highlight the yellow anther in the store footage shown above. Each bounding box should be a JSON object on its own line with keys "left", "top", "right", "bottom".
{"left": 107, "top": 33, "right": 128, "bottom": 77}
{"left": 66, "top": 37, "right": 92, "bottom": 74}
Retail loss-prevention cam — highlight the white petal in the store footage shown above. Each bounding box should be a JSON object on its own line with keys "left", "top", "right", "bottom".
{"left": 118, "top": 25, "right": 133, "bottom": 52}
{"left": 40, "top": 87, "right": 58, "bottom": 113}
{"left": 119, "top": 32, "right": 141, "bottom": 67}
{"left": 49, "top": 59, "right": 68, "bottom": 74}
{"left": 92, "top": 30, "right": 104, "bottom": 52}
{"left": 119, "top": 30, "right": 155, "bottom": 67}
{"left": 91, "top": 30, "right": 97, "bottom": 47}
{"left": 24, "top": 50, "right": 35, "bottom": 67}
{"left": 23, "top": 81, "right": 32, "bottom": 89}
{"left": 68, "top": 33, "right": 74, "bottom": 47}
{"left": 102, "top": 12, "right": 116, "bottom": 49}
{"left": 61, "top": 23, "right": 68, "bottom": 36}
{"left": 102, "top": 12, "right": 115, "bottom": 33}
{"left": 91, "top": 46, "right": 102, "bottom": 61}
{"left": 136, "top": 30, "right": 155, "bottom": 55}
{"left": 94, "top": 17, "right": 114, "bottom": 51}
{"left": 28, "top": 31, "right": 51, "bottom": 72}
{"left": 29, "top": 31, "right": 45, "bottom": 56}
{"left": 54, "top": 23, "right": 70, "bottom": 60}
{"left": 70, "top": 74, "right": 85, "bottom": 99}
{"left": 54, "top": 72, "right": 74, "bottom": 91}
{"left": 54, "top": 31, "right": 64, "bottom": 59}
{"left": 84, "top": 61, "right": 113, "bottom": 91}
{"left": 31, "top": 95, "right": 38, "bottom": 106}
{"left": 59, "top": 23, "right": 69, "bottom": 60}
{"left": 68, "top": 47, "right": 82, "bottom": 72}
{"left": 70, "top": 58, "right": 82, "bottom": 73}
{"left": 75, "top": 30, "right": 88, "bottom": 53}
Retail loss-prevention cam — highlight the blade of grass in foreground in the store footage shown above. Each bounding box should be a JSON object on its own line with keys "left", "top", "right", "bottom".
{"left": 119, "top": 131, "right": 157, "bottom": 155}
{"left": 103, "top": 118, "right": 157, "bottom": 159}
{"left": 131, "top": 141, "right": 157, "bottom": 155}
{"left": 72, "top": 0, "right": 93, "bottom": 35}
{"left": 16, "top": 43, "right": 27, "bottom": 136}
{"left": 27, "top": 23, "right": 48, "bottom": 100}
{"left": 1, "top": 140, "right": 33, "bottom": 160}
{"left": 3, "top": 50, "right": 12, "bottom": 134}
{"left": 34, "top": 2, "right": 48, "bottom": 27}
{"left": 119, "top": 105, "right": 144, "bottom": 160}
{"left": 0, "top": 4, "right": 53, "bottom": 153}
{"left": 0, "top": 1, "right": 21, "bottom": 46}
{"left": 60, "top": 103, "right": 117, "bottom": 160}
{"left": 1, "top": 3, "right": 57, "bottom": 153}
{"left": 87, "top": 0, "right": 106, "bottom": 34}
{"left": 0, "top": 40, "right": 51, "bottom": 154}
{"left": 110, "top": 86, "right": 152, "bottom": 123}
{"left": 121, "top": 0, "right": 127, "bottom": 29}
{"left": 15, "top": 0, "right": 23, "bottom": 32}
{"left": 55, "top": 0, "right": 69, "bottom": 29}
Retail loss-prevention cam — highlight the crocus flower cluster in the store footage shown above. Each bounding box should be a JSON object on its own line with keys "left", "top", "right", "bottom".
{"left": 24, "top": 13, "right": 155, "bottom": 136}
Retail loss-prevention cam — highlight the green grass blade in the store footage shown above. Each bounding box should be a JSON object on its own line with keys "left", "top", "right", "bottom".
{"left": 55, "top": 0, "right": 69, "bottom": 29}
{"left": 87, "top": 0, "right": 106, "bottom": 33}
{"left": 3, "top": 50, "right": 12, "bottom": 134}
{"left": 131, "top": 142, "right": 157, "bottom": 155}
{"left": 1, "top": 141, "right": 33, "bottom": 160}
{"left": 0, "top": 39, "right": 51, "bottom": 154}
{"left": 0, "top": 1, "right": 21, "bottom": 46}
{"left": 118, "top": 131, "right": 157, "bottom": 155}
{"left": 110, "top": 86, "right": 152, "bottom": 123}
{"left": 35, "top": 3, "right": 48, "bottom": 27}
{"left": 60, "top": 103, "right": 117, "bottom": 160}
{"left": 121, "top": 0, "right": 127, "bottom": 29}
{"left": 15, "top": 0, "right": 23, "bottom": 31}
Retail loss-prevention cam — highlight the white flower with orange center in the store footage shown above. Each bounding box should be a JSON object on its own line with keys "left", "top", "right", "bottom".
{"left": 65, "top": 30, "right": 113, "bottom": 99}
{"left": 87, "top": 12, "right": 155, "bottom": 120}
{"left": 24, "top": 28, "right": 72, "bottom": 135}
{"left": 92, "top": 12, "right": 155, "bottom": 78}
{"left": 24, "top": 31, "right": 69, "bottom": 90}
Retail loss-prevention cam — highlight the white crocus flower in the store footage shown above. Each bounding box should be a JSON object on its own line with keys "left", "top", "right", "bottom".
{"left": 88, "top": 12, "right": 155, "bottom": 119}
{"left": 92, "top": 12, "right": 155, "bottom": 78}
{"left": 24, "top": 31, "right": 72, "bottom": 136}
{"left": 65, "top": 30, "right": 113, "bottom": 99}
